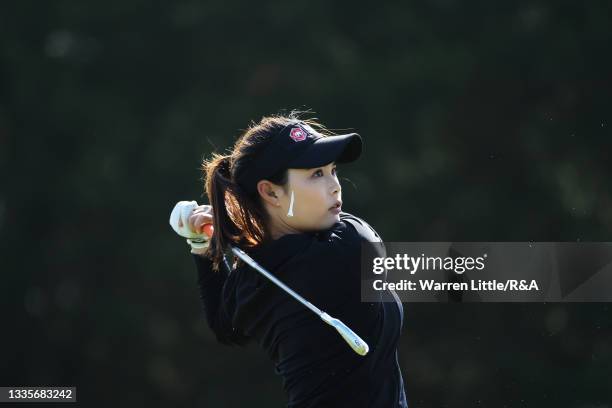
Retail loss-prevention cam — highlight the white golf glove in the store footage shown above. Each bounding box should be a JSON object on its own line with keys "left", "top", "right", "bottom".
{"left": 169, "top": 200, "right": 211, "bottom": 251}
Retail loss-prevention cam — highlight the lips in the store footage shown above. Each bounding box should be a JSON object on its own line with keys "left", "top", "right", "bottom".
{"left": 329, "top": 200, "right": 342, "bottom": 210}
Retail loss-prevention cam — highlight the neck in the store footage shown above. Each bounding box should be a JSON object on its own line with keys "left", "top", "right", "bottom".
{"left": 266, "top": 216, "right": 301, "bottom": 241}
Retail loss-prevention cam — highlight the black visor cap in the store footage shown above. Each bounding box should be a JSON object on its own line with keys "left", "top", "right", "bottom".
{"left": 287, "top": 132, "right": 362, "bottom": 168}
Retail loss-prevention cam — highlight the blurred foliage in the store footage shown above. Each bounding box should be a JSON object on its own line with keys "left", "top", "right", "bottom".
{"left": 1, "top": 0, "right": 611, "bottom": 407}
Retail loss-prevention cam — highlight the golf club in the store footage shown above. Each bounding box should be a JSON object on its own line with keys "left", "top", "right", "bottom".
{"left": 227, "top": 244, "right": 369, "bottom": 356}
{"left": 171, "top": 200, "right": 369, "bottom": 356}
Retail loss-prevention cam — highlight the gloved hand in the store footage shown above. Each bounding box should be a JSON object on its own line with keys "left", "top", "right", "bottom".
{"left": 169, "top": 200, "right": 214, "bottom": 252}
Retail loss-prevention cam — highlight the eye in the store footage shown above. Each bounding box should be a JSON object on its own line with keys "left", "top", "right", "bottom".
{"left": 312, "top": 166, "right": 338, "bottom": 178}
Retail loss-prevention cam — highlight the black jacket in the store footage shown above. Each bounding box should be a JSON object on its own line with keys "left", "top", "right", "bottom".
{"left": 193, "top": 211, "right": 408, "bottom": 408}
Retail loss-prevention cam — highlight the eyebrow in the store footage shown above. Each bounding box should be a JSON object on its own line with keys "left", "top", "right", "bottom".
{"left": 305, "top": 162, "right": 337, "bottom": 172}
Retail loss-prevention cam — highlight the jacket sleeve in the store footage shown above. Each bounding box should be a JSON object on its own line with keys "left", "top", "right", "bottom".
{"left": 192, "top": 253, "right": 250, "bottom": 347}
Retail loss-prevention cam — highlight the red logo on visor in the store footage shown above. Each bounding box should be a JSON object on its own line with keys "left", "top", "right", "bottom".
{"left": 289, "top": 126, "right": 308, "bottom": 142}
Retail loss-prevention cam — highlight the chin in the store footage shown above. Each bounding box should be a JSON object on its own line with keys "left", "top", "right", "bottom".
{"left": 327, "top": 212, "right": 341, "bottom": 224}
{"left": 311, "top": 212, "right": 340, "bottom": 231}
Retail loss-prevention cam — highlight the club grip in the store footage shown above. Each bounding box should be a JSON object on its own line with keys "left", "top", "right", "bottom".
{"left": 320, "top": 313, "right": 369, "bottom": 356}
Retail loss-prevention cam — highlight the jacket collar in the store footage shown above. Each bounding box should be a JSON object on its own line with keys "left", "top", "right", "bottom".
{"left": 243, "top": 231, "right": 317, "bottom": 271}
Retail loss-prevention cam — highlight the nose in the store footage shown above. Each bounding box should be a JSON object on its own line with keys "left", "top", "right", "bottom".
{"left": 330, "top": 177, "right": 341, "bottom": 195}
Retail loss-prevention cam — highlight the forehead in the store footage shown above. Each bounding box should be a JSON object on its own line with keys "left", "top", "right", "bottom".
{"left": 290, "top": 161, "right": 336, "bottom": 172}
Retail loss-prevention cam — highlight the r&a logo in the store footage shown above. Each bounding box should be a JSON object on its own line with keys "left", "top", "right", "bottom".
{"left": 289, "top": 126, "right": 308, "bottom": 142}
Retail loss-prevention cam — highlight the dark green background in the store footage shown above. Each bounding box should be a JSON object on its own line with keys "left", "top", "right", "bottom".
{"left": 2, "top": 1, "right": 611, "bottom": 407}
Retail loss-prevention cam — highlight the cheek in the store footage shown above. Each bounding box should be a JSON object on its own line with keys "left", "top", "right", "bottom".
{"left": 302, "top": 185, "right": 327, "bottom": 209}
{"left": 292, "top": 184, "right": 325, "bottom": 216}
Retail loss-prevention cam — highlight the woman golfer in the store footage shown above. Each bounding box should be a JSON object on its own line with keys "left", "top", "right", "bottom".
{"left": 178, "top": 112, "right": 408, "bottom": 407}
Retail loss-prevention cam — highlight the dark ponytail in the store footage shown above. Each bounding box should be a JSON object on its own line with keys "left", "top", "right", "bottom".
{"left": 202, "top": 153, "right": 237, "bottom": 272}
{"left": 201, "top": 151, "right": 267, "bottom": 272}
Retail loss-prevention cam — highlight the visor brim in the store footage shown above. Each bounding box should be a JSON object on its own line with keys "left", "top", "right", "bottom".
{"left": 287, "top": 133, "right": 362, "bottom": 169}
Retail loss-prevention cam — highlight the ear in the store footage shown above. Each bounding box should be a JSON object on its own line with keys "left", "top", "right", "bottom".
{"left": 256, "top": 180, "right": 284, "bottom": 206}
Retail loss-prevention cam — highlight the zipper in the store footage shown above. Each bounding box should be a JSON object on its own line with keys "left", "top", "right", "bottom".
{"left": 388, "top": 288, "right": 404, "bottom": 330}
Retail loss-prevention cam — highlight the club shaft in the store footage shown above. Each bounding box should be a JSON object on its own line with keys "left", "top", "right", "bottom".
{"left": 230, "top": 246, "right": 324, "bottom": 317}
{"left": 221, "top": 244, "right": 369, "bottom": 355}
